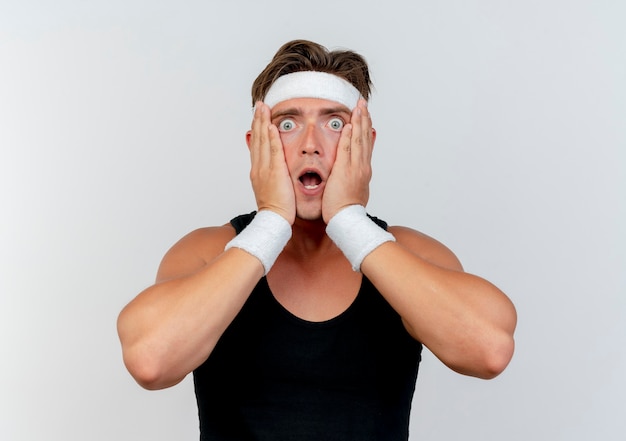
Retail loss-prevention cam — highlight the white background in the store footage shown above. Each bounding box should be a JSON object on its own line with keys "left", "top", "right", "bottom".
{"left": 1, "top": 1, "right": 624, "bottom": 440}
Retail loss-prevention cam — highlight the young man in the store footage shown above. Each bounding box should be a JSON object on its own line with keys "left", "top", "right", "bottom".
{"left": 117, "top": 40, "right": 517, "bottom": 440}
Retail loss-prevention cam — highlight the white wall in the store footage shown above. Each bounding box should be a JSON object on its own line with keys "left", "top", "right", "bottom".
{"left": 1, "top": 1, "right": 624, "bottom": 440}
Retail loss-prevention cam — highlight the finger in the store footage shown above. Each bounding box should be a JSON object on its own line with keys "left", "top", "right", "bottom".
{"left": 336, "top": 123, "right": 353, "bottom": 167}
{"left": 361, "top": 102, "right": 374, "bottom": 163}
{"left": 349, "top": 103, "right": 364, "bottom": 161}
{"left": 250, "top": 102, "right": 272, "bottom": 169}
{"left": 249, "top": 103, "right": 263, "bottom": 156}
{"left": 353, "top": 100, "right": 373, "bottom": 164}
{"left": 267, "top": 123, "right": 287, "bottom": 170}
{"left": 250, "top": 102, "right": 265, "bottom": 145}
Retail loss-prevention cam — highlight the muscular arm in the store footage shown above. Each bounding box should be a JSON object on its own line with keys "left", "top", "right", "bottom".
{"left": 323, "top": 100, "right": 516, "bottom": 379}
{"left": 117, "top": 226, "right": 264, "bottom": 390}
{"left": 118, "top": 103, "right": 294, "bottom": 390}
{"left": 361, "top": 226, "right": 517, "bottom": 379}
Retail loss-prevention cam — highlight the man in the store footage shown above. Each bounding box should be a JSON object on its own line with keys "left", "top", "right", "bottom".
{"left": 117, "top": 39, "right": 517, "bottom": 440}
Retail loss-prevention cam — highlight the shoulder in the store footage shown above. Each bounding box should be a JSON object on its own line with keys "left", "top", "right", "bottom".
{"left": 156, "top": 223, "right": 236, "bottom": 283}
{"left": 388, "top": 225, "right": 464, "bottom": 272}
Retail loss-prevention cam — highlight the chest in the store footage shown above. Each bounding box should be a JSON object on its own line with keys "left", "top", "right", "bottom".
{"left": 194, "top": 276, "right": 423, "bottom": 441}
{"left": 267, "top": 255, "right": 362, "bottom": 322}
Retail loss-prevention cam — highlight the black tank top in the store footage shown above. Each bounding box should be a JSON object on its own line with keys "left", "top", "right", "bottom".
{"left": 193, "top": 212, "right": 422, "bottom": 441}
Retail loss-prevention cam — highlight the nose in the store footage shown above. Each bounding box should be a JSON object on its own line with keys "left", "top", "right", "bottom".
{"left": 300, "top": 125, "right": 322, "bottom": 156}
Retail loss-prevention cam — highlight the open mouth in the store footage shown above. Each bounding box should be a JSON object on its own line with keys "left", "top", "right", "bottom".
{"left": 299, "top": 171, "right": 322, "bottom": 190}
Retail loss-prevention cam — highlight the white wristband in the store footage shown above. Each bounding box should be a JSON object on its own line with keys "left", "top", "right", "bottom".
{"left": 326, "top": 205, "right": 395, "bottom": 272}
{"left": 225, "top": 210, "right": 292, "bottom": 275}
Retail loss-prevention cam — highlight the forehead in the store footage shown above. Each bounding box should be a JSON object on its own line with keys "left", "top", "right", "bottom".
{"left": 270, "top": 97, "right": 352, "bottom": 117}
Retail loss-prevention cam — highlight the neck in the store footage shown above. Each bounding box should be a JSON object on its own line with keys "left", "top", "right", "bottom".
{"left": 286, "top": 216, "right": 336, "bottom": 258}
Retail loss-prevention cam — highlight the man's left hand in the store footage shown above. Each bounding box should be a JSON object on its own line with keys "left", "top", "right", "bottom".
{"left": 322, "top": 99, "right": 375, "bottom": 223}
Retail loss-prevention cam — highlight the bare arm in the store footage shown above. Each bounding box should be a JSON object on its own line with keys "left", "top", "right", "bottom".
{"left": 117, "top": 226, "right": 265, "bottom": 390}
{"left": 118, "top": 103, "right": 295, "bottom": 390}
{"left": 361, "top": 226, "right": 517, "bottom": 379}
{"left": 322, "top": 101, "right": 516, "bottom": 379}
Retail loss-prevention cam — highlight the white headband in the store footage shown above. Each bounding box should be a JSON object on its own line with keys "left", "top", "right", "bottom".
{"left": 263, "top": 71, "right": 363, "bottom": 110}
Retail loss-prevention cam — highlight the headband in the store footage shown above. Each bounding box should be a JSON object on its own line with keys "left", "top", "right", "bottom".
{"left": 263, "top": 71, "right": 363, "bottom": 110}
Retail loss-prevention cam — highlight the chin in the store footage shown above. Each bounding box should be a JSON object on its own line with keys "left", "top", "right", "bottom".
{"left": 295, "top": 206, "right": 323, "bottom": 222}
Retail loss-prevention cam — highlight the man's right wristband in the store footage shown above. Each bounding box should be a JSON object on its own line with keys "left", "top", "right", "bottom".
{"left": 224, "top": 210, "right": 292, "bottom": 275}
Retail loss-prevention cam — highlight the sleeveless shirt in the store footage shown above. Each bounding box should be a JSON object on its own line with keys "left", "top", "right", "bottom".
{"left": 193, "top": 212, "right": 422, "bottom": 441}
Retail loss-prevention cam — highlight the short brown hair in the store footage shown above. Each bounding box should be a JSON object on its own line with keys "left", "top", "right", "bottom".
{"left": 251, "top": 39, "right": 372, "bottom": 106}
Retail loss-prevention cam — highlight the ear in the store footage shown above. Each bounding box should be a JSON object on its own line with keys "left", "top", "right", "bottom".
{"left": 245, "top": 130, "right": 252, "bottom": 150}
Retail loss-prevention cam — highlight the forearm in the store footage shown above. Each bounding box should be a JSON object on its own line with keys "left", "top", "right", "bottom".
{"left": 117, "top": 248, "right": 264, "bottom": 390}
{"left": 361, "top": 242, "right": 517, "bottom": 379}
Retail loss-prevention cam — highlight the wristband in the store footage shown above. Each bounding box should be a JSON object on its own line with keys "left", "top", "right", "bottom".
{"left": 326, "top": 205, "right": 395, "bottom": 272}
{"left": 225, "top": 210, "right": 292, "bottom": 275}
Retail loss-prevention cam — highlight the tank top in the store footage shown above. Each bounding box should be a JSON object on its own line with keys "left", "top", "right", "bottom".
{"left": 193, "top": 212, "right": 422, "bottom": 441}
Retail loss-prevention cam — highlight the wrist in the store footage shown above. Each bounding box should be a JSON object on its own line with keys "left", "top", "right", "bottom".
{"left": 326, "top": 205, "right": 395, "bottom": 272}
{"left": 225, "top": 210, "right": 292, "bottom": 275}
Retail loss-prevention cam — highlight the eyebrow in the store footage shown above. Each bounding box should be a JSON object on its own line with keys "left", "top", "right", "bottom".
{"left": 271, "top": 106, "right": 351, "bottom": 120}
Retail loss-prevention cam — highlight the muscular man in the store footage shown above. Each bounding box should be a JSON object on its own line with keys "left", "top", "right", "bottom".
{"left": 117, "top": 39, "right": 517, "bottom": 440}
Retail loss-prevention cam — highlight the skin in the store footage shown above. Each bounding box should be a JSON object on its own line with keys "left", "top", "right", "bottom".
{"left": 117, "top": 97, "right": 517, "bottom": 391}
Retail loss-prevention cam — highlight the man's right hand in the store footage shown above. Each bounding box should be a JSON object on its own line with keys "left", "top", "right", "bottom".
{"left": 247, "top": 102, "right": 296, "bottom": 225}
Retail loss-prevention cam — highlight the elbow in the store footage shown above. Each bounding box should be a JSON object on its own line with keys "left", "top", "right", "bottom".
{"left": 476, "top": 333, "right": 516, "bottom": 380}
{"left": 478, "top": 296, "right": 517, "bottom": 379}
{"left": 122, "top": 347, "right": 184, "bottom": 390}
{"left": 447, "top": 329, "right": 515, "bottom": 380}
{"left": 118, "top": 318, "right": 183, "bottom": 390}
{"left": 124, "top": 352, "right": 161, "bottom": 390}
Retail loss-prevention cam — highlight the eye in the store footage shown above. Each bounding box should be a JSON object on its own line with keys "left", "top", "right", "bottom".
{"left": 278, "top": 118, "right": 296, "bottom": 132}
{"left": 328, "top": 117, "right": 344, "bottom": 131}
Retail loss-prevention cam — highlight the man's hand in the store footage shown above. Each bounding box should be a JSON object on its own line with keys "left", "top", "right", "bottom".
{"left": 248, "top": 102, "right": 296, "bottom": 225}
{"left": 322, "top": 99, "right": 374, "bottom": 223}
